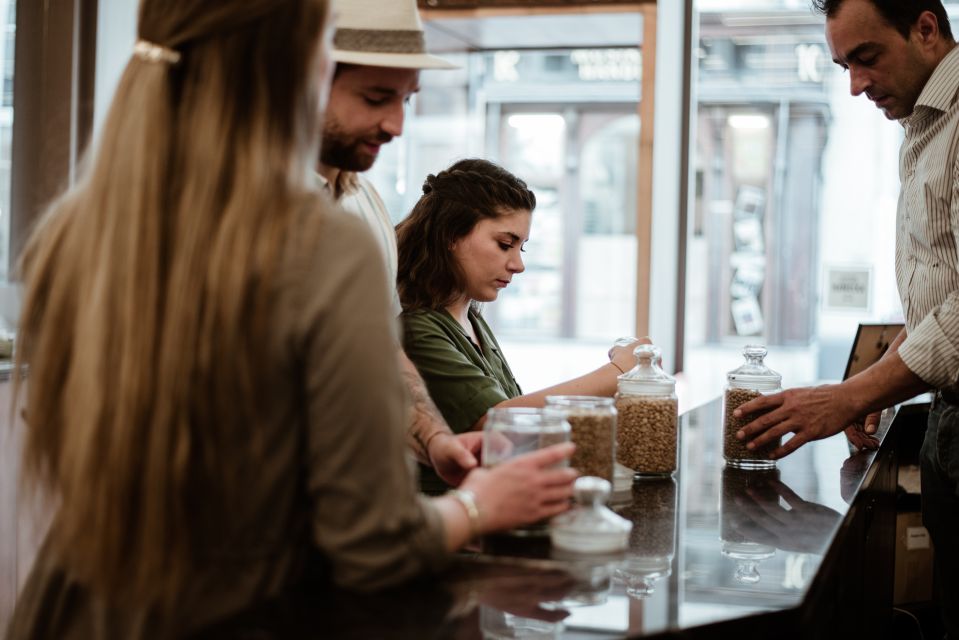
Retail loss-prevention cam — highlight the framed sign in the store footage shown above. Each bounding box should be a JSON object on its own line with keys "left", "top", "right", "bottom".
{"left": 824, "top": 265, "right": 871, "bottom": 312}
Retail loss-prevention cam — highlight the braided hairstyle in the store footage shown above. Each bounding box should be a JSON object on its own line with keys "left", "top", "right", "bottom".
{"left": 396, "top": 158, "right": 536, "bottom": 311}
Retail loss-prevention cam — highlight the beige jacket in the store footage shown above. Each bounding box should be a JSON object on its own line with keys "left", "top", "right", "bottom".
{"left": 5, "top": 202, "right": 447, "bottom": 639}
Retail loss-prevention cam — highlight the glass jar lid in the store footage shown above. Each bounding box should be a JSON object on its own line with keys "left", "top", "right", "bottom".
{"left": 550, "top": 477, "right": 632, "bottom": 553}
{"left": 726, "top": 345, "right": 781, "bottom": 390}
{"left": 617, "top": 344, "right": 676, "bottom": 395}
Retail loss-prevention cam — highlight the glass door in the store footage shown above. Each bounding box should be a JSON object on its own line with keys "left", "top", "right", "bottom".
{"left": 487, "top": 105, "right": 639, "bottom": 341}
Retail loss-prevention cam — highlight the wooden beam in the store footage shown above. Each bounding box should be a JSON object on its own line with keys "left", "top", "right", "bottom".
{"left": 635, "top": 3, "right": 656, "bottom": 338}
{"left": 10, "top": 0, "right": 97, "bottom": 276}
{"left": 421, "top": 3, "right": 651, "bottom": 20}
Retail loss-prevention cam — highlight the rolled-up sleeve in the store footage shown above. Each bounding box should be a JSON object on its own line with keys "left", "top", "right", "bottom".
{"left": 899, "top": 298, "right": 959, "bottom": 390}
{"left": 290, "top": 211, "right": 448, "bottom": 591}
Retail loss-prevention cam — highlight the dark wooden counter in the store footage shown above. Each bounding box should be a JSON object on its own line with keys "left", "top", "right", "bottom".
{"left": 196, "top": 396, "right": 915, "bottom": 640}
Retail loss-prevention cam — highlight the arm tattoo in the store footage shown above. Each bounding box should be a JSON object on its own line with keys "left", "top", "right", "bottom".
{"left": 401, "top": 360, "right": 453, "bottom": 466}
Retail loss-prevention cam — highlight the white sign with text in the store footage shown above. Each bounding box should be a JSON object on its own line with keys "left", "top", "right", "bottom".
{"left": 824, "top": 266, "right": 871, "bottom": 312}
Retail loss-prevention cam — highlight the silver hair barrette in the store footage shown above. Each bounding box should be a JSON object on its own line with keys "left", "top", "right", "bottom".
{"left": 133, "top": 40, "right": 181, "bottom": 65}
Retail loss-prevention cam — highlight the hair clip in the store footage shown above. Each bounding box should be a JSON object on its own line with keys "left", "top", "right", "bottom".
{"left": 133, "top": 40, "right": 181, "bottom": 65}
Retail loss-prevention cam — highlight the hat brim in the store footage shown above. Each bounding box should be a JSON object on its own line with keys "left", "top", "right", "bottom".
{"left": 332, "top": 49, "right": 459, "bottom": 70}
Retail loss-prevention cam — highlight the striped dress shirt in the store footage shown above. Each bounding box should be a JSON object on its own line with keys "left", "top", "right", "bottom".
{"left": 318, "top": 171, "right": 402, "bottom": 316}
{"left": 896, "top": 45, "right": 959, "bottom": 391}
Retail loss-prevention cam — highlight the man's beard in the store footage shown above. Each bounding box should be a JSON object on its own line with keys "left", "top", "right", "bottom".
{"left": 319, "top": 122, "right": 391, "bottom": 173}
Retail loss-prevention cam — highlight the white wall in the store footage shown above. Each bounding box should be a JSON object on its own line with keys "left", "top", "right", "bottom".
{"left": 93, "top": 0, "right": 138, "bottom": 136}
{"left": 816, "top": 64, "right": 904, "bottom": 333}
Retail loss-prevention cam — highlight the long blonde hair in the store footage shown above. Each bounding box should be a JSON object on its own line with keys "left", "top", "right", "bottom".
{"left": 15, "top": 0, "right": 329, "bottom": 608}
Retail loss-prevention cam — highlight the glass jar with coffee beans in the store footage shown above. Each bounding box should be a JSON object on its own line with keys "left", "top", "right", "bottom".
{"left": 615, "top": 344, "right": 678, "bottom": 478}
{"left": 723, "top": 345, "right": 782, "bottom": 470}
{"left": 545, "top": 396, "right": 616, "bottom": 483}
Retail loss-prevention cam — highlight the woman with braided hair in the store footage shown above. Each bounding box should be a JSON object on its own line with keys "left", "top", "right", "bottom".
{"left": 398, "top": 159, "right": 646, "bottom": 494}
{"left": 5, "top": 3, "right": 577, "bottom": 638}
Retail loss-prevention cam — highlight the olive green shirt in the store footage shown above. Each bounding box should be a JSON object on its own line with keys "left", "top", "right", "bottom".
{"left": 402, "top": 308, "right": 522, "bottom": 494}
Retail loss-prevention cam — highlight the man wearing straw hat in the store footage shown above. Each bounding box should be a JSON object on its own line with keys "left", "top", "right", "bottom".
{"left": 318, "top": 0, "right": 474, "bottom": 492}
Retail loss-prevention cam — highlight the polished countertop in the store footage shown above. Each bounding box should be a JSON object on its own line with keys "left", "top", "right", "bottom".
{"left": 198, "top": 396, "right": 906, "bottom": 639}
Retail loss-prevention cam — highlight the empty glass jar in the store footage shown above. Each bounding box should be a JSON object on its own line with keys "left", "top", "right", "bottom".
{"left": 723, "top": 345, "right": 782, "bottom": 470}
{"left": 615, "top": 344, "right": 679, "bottom": 477}
{"left": 483, "top": 407, "right": 571, "bottom": 468}
{"left": 483, "top": 407, "right": 571, "bottom": 537}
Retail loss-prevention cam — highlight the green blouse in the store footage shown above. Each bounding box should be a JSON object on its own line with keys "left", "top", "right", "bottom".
{"left": 402, "top": 307, "right": 522, "bottom": 493}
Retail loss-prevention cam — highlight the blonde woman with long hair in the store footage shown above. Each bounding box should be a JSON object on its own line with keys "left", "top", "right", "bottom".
{"left": 5, "top": 1, "right": 576, "bottom": 638}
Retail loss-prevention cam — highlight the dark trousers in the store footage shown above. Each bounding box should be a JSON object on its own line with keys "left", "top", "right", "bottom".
{"left": 922, "top": 396, "right": 959, "bottom": 638}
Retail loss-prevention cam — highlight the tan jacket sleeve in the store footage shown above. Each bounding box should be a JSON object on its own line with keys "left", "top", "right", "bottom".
{"left": 284, "top": 207, "right": 449, "bottom": 591}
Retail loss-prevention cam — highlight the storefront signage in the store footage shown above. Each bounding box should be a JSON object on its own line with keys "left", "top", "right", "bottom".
{"left": 824, "top": 266, "right": 871, "bottom": 312}
{"left": 570, "top": 49, "right": 641, "bottom": 81}
{"left": 795, "top": 43, "right": 823, "bottom": 83}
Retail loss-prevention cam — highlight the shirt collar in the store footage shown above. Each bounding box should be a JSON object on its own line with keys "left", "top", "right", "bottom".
{"left": 314, "top": 171, "right": 360, "bottom": 201}
{"left": 911, "top": 44, "right": 959, "bottom": 116}
{"left": 443, "top": 307, "right": 496, "bottom": 352}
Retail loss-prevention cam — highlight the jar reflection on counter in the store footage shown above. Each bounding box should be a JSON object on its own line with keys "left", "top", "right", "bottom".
{"left": 720, "top": 466, "right": 779, "bottom": 584}
{"left": 614, "top": 478, "right": 677, "bottom": 598}
{"left": 720, "top": 466, "right": 781, "bottom": 542}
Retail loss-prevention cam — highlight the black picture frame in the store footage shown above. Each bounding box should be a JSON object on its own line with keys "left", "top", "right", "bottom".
{"left": 842, "top": 322, "right": 905, "bottom": 381}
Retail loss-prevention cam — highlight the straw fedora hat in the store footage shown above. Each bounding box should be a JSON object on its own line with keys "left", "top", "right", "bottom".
{"left": 331, "top": 0, "right": 457, "bottom": 69}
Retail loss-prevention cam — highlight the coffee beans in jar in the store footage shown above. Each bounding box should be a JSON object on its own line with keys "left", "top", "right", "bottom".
{"left": 616, "top": 396, "right": 678, "bottom": 475}
{"left": 723, "top": 345, "right": 782, "bottom": 471}
{"left": 615, "top": 344, "right": 678, "bottom": 477}
{"left": 545, "top": 396, "right": 616, "bottom": 483}
{"left": 723, "top": 389, "right": 780, "bottom": 465}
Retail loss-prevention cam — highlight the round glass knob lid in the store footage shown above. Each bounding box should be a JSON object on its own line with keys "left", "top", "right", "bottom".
{"left": 573, "top": 476, "right": 611, "bottom": 505}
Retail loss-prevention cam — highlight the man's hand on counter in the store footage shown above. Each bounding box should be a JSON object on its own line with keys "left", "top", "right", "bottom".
{"left": 429, "top": 432, "right": 482, "bottom": 487}
{"left": 734, "top": 351, "right": 929, "bottom": 460}
{"left": 733, "top": 384, "right": 859, "bottom": 459}
{"left": 844, "top": 419, "right": 880, "bottom": 452}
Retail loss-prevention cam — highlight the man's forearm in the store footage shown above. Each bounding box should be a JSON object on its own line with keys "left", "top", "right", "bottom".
{"left": 842, "top": 349, "right": 930, "bottom": 417}
{"left": 885, "top": 326, "right": 907, "bottom": 356}
{"left": 398, "top": 350, "right": 454, "bottom": 465}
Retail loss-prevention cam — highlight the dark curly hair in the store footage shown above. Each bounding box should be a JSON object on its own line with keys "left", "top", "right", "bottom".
{"left": 396, "top": 158, "right": 536, "bottom": 312}
{"left": 811, "top": 0, "right": 953, "bottom": 41}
